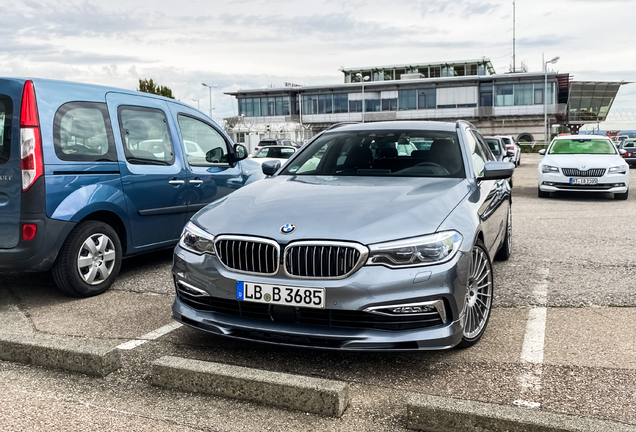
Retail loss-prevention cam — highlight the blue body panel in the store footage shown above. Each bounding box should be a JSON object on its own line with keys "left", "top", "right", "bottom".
{"left": 0, "top": 77, "right": 258, "bottom": 270}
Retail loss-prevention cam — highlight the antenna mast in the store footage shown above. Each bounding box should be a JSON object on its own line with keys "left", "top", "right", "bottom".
{"left": 512, "top": 0, "right": 516, "bottom": 72}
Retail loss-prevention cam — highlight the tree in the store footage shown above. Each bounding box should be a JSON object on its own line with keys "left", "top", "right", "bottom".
{"left": 137, "top": 78, "right": 175, "bottom": 99}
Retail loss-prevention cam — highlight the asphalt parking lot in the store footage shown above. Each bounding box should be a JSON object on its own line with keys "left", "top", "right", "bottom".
{"left": 1, "top": 153, "right": 635, "bottom": 431}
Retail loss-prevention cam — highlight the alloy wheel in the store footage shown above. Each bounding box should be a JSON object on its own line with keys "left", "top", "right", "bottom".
{"left": 463, "top": 246, "right": 493, "bottom": 339}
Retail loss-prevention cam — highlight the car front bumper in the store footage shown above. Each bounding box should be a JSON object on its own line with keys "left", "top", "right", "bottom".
{"left": 171, "top": 245, "right": 470, "bottom": 351}
{"left": 538, "top": 171, "right": 629, "bottom": 193}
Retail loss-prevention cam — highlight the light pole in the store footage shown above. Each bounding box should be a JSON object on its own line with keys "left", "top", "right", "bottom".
{"left": 202, "top": 83, "right": 217, "bottom": 118}
{"left": 544, "top": 55, "right": 559, "bottom": 144}
{"left": 356, "top": 73, "right": 370, "bottom": 123}
{"left": 191, "top": 99, "right": 199, "bottom": 110}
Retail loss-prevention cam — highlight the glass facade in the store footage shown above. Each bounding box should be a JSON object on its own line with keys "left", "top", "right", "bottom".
{"left": 568, "top": 82, "right": 621, "bottom": 122}
{"left": 494, "top": 82, "right": 553, "bottom": 107}
{"left": 238, "top": 96, "right": 291, "bottom": 117}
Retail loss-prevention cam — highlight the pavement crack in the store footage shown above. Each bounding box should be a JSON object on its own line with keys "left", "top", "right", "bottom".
{"left": 5, "top": 286, "right": 38, "bottom": 334}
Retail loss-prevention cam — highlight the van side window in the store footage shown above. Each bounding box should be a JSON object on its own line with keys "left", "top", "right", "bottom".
{"left": 119, "top": 106, "right": 175, "bottom": 165}
{"left": 176, "top": 115, "right": 229, "bottom": 166}
{"left": 53, "top": 102, "right": 117, "bottom": 162}
{"left": 0, "top": 95, "right": 12, "bottom": 165}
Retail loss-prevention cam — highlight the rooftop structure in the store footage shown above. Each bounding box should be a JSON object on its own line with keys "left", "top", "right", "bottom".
{"left": 224, "top": 58, "right": 626, "bottom": 149}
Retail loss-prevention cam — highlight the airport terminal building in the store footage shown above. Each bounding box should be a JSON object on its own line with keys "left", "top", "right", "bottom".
{"left": 224, "top": 58, "right": 624, "bottom": 151}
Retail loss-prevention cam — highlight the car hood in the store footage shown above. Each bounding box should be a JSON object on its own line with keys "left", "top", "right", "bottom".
{"left": 192, "top": 175, "right": 470, "bottom": 245}
{"left": 542, "top": 154, "right": 625, "bottom": 168}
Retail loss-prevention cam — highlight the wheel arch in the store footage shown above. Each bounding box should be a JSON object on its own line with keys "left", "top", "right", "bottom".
{"left": 77, "top": 210, "right": 129, "bottom": 255}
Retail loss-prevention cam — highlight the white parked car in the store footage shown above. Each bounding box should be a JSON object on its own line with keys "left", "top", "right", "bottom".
{"left": 538, "top": 135, "right": 629, "bottom": 200}
{"left": 498, "top": 135, "right": 521, "bottom": 166}
{"left": 249, "top": 145, "right": 297, "bottom": 164}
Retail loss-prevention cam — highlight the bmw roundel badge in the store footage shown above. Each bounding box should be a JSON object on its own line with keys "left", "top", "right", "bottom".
{"left": 281, "top": 224, "right": 296, "bottom": 234}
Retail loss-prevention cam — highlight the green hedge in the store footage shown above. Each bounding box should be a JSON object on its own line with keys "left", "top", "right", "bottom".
{"left": 519, "top": 144, "right": 548, "bottom": 153}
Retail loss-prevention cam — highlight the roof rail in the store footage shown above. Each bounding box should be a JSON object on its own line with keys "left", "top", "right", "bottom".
{"left": 325, "top": 122, "right": 360, "bottom": 131}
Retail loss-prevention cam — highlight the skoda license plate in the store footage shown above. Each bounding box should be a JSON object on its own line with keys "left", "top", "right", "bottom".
{"left": 236, "top": 281, "right": 325, "bottom": 309}
{"left": 570, "top": 178, "right": 598, "bottom": 185}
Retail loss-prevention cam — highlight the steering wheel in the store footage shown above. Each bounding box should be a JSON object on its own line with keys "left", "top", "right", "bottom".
{"left": 415, "top": 161, "right": 450, "bottom": 175}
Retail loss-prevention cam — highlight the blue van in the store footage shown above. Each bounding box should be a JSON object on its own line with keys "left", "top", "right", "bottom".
{"left": 0, "top": 78, "right": 261, "bottom": 297}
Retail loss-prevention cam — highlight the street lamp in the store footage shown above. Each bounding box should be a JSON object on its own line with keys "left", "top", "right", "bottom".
{"left": 202, "top": 83, "right": 218, "bottom": 118}
{"left": 191, "top": 98, "right": 199, "bottom": 110}
{"left": 356, "top": 73, "right": 370, "bottom": 123}
{"left": 544, "top": 55, "right": 560, "bottom": 144}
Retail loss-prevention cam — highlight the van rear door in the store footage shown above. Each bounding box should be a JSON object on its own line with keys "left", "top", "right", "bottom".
{"left": 0, "top": 79, "right": 24, "bottom": 249}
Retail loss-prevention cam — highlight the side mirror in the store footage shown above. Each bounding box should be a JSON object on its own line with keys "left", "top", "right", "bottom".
{"left": 205, "top": 147, "right": 224, "bottom": 163}
{"left": 538, "top": 149, "right": 546, "bottom": 155}
{"left": 481, "top": 161, "right": 515, "bottom": 180}
{"left": 620, "top": 149, "right": 627, "bottom": 155}
{"left": 262, "top": 160, "right": 281, "bottom": 176}
{"left": 225, "top": 144, "right": 248, "bottom": 167}
{"left": 506, "top": 150, "right": 515, "bottom": 158}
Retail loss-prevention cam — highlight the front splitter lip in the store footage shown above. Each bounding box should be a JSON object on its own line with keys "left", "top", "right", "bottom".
{"left": 171, "top": 296, "right": 463, "bottom": 352}
{"left": 539, "top": 184, "right": 628, "bottom": 193}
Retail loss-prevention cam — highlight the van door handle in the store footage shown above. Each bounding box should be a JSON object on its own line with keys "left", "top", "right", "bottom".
{"left": 189, "top": 179, "right": 203, "bottom": 185}
{"left": 168, "top": 179, "right": 185, "bottom": 185}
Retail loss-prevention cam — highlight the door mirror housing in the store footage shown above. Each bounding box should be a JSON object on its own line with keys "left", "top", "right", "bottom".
{"left": 619, "top": 149, "right": 627, "bottom": 155}
{"left": 225, "top": 144, "right": 248, "bottom": 167}
{"left": 481, "top": 161, "right": 515, "bottom": 180}
{"left": 262, "top": 160, "right": 281, "bottom": 176}
{"left": 538, "top": 149, "right": 546, "bottom": 155}
{"left": 506, "top": 150, "right": 515, "bottom": 158}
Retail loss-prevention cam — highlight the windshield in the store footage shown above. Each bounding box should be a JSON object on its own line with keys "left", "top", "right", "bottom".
{"left": 549, "top": 139, "right": 616, "bottom": 155}
{"left": 253, "top": 147, "right": 295, "bottom": 159}
{"left": 485, "top": 139, "right": 501, "bottom": 155}
{"left": 281, "top": 129, "right": 464, "bottom": 178}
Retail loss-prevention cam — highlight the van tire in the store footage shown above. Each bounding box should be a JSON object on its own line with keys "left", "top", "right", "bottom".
{"left": 52, "top": 221, "right": 122, "bottom": 297}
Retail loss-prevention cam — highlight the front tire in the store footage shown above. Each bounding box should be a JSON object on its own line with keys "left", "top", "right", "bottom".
{"left": 538, "top": 187, "right": 550, "bottom": 198}
{"left": 614, "top": 190, "right": 629, "bottom": 200}
{"left": 52, "top": 221, "right": 122, "bottom": 297}
{"left": 456, "top": 240, "right": 493, "bottom": 349}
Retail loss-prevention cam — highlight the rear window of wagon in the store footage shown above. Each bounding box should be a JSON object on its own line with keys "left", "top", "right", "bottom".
{"left": 0, "top": 95, "right": 12, "bottom": 164}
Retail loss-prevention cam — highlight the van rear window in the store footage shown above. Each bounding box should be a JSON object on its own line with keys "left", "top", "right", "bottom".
{"left": 53, "top": 102, "right": 117, "bottom": 162}
{"left": 0, "top": 95, "right": 12, "bottom": 164}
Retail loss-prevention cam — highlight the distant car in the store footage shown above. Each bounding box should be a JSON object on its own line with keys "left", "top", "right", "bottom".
{"left": 619, "top": 139, "right": 636, "bottom": 166}
{"left": 538, "top": 135, "right": 629, "bottom": 200}
{"left": 485, "top": 136, "right": 515, "bottom": 187}
{"left": 254, "top": 139, "right": 300, "bottom": 153}
{"left": 249, "top": 145, "right": 297, "bottom": 163}
{"left": 498, "top": 136, "right": 520, "bottom": 166}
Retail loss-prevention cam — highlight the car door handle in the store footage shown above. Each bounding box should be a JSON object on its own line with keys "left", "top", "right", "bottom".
{"left": 168, "top": 179, "right": 185, "bottom": 185}
{"left": 189, "top": 179, "right": 204, "bottom": 185}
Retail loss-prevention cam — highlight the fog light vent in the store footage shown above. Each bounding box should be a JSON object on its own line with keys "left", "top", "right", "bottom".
{"left": 390, "top": 306, "right": 435, "bottom": 314}
{"left": 364, "top": 299, "right": 447, "bottom": 322}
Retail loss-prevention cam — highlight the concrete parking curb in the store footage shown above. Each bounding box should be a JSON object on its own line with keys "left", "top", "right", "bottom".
{"left": 407, "top": 393, "right": 636, "bottom": 432}
{"left": 0, "top": 333, "right": 121, "bottom": 377}
{"left": 151, "top": 355, "right": 349, "bottom": 417}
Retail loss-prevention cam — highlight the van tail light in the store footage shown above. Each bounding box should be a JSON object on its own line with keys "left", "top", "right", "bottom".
{"left": 20, "top": 80, "right": 43, "bottom": 191}
{"left": 22, "top": 224, "right": 37, "bottom": 241}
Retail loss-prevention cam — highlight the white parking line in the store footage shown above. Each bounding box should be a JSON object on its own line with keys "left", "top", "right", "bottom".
{"left": 513, "top": 268, "right": 549, "bottom": 409}
{"left": 117, "top": 321, "right": 183, "bottom": 350}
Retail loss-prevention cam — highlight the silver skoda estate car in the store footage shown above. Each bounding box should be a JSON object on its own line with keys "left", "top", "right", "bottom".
{"left": 172, "top": 121, "right": 514, "bottom": 350}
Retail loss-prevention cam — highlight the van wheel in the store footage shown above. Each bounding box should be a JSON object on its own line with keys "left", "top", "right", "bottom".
{"left": 52, "top": 221, "right": 122, "bottom": 297}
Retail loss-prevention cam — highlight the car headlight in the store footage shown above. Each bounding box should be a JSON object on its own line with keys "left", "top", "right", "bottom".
{"left": 178, "top": 222, "right": 216, "bottom": 255}
{"left": 541, "top": 165, "right": 559, "bottom": 173}
{"left": 366, "top": 231, "right": 463, "bottom": 268}
{"left": 608, "top": 165, "right": 628, "bottom": 174}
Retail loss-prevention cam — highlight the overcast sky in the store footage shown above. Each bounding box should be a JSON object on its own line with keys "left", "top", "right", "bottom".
{"left": 2, "top": 0, "right": 635, "bottom": 126}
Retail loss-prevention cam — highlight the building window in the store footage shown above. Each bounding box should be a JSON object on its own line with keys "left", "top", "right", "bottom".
{"left": 349, "top": 100, "right": 362, "bottom": 112}
{"left": 383, "top": 70, "right": 393, "bottom": 81}
{"left": 534, "top": 88, "right": 544, "bottom": 105}
{"left": 441, "top": 66, "right": 454, "bottom": 77}
{"left": 395, "top": 69, "right": 406, "bottom": 79}
{"left": 398, "top": 90, "right": 417, "bottom": 110}
{"left": 468, "top": 64, "right": 478, "bottom": 75}
{"left": 514, "top": 84, "right": 533, "bottom": 106}
{"left": 334, "top": 94, "right": 348, "bottom": 113}
{"left": 454, "top": 65, "right": 465, "bottom": 76}
{"left": 365, "top": 99, "right": 381, "bottom": 112}
{"left": 382, "top": 98, "right": 397, "bottom": 111}
{"left": 417, "top": 89, "right": 436, "bottom": 109}
{"left": 430, "top": 67, "right": 441, "bottom": 78}
{"left": 495, "top": 85, "right": 514, "bottom": 106}
{"left": 267, "top": 97, "right": 275, "bottom": 116}
{"left": 236, "top": 132, "right": 246, "bottom": 143}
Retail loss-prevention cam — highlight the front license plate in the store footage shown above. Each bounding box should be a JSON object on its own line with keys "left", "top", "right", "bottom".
{"left": 570, "top": 177, "right": 598, "bottom": 185}
{"left": 236, "top": 281, "right": 325, "bottom": 309}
